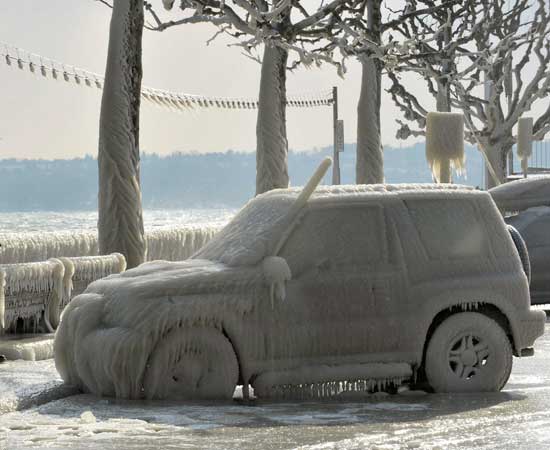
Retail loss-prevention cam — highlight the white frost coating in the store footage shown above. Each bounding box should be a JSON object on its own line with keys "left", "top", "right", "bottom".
{"left": 256, "top": 44, "right": 289, "bottom": 195}
{"left": 426, "top": 112, "right": 465, "bottom": 183}
{"left": 489, "top": 175, "right": 550, "bottom": 212}
{"left": 98, "top": 0, "right": 146, "bottom": 268}
{"left": 253, "top": 363, "right": 412, "bottom": 398}
{"left": 0, "top": 227, "right": 221, "bottom": 265}
{"left": 356, "top": 56, "right": 383, "bottom": 184}
{"left": 145, "top": 226, "right": 220, "bottom": 261}
{"left": 57, "top": 253, "right": 126, "bottom": 312}
{"left": 0, "top": 259, "right": 64, "bottom": 333}
{"left": 0, "top": 335, "right": 55, "bottom": 361}
{"left": 54, "top": 182, "right": 539, "bottom": 400}
{"left": 0, "top": 231, "right": 98, "bottom": 264}
{"left": 262, "top": 256, "right": 291, "bottom": 305}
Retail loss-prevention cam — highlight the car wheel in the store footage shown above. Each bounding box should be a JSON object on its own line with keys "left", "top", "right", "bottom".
{"left": 425, "top": 312, "right": 512, "bottom": 393}
{"left": 143, "top": 327, "right": 238, "bottom": 400}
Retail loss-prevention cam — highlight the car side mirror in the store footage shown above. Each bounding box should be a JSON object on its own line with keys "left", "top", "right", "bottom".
{"left": 262, "top": 256, "right": 292, "bottom": 307}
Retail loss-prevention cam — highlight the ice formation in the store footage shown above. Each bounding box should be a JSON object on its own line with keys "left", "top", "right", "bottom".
{"left": 256, "top": 44, "right": 289, "bottom": 195}
{"left": 57, "top": 253, "right": 126, "bottom": 311}
{"left": 0, "top": 335, "right": 55, "bottom": 361}
{"left": 0, "top": 226, "right": 220, "bottom": 265}
{"left": 0, "top": 259, "right": 64, "bottom": 334}
{"left": 425, "top": 112, "right": 465, "bottom": 183}
{"left": 145, "top": 226, "right": 219, "bottom": 261}
{"left": 53, "top": 163, "right": 545, "bottom": 399}
{"left": 356, "top": 55, "right": 383, "bottom": 184}
{"left": 97, "top": 0, "right": 146, "bottom": 269}
{"left": 0, "top": 231, "right": 98, "bottom": 264}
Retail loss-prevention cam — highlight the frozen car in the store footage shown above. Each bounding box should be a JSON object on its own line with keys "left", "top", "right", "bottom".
{"left": 55, "top": 162, "right": 545, "bottom": 400}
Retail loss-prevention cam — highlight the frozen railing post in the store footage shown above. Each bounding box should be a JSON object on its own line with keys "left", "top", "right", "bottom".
{"left": 518, "top": 117, "right": 533, "bottom": 179}
{"left": 426, "top": 112, "right": 465, "bottom": 184}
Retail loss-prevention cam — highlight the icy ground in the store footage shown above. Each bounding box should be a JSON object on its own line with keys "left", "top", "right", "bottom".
{"left": 2, "top": 318, "right": 550, "bottom": 449}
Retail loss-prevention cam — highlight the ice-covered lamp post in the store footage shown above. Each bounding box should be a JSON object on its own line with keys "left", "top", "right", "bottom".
{"left": 425, "top": 112, "right": 465, "bottom": 184}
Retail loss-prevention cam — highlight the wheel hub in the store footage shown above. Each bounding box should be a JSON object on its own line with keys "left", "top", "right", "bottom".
{"left": 460, "top": 349, "right": 477, "bottom": 366}
{"left": 448, "top": 333, "right": 490, "bottom": 380}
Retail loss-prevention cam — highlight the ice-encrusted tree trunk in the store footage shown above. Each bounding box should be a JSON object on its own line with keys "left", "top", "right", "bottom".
{"left": 317, "top": 0, "right": 470, "bottom": 184}
{"left": 356, "top": 0, "right": 383, "bottom": 184}
{"left": 356, "top": 56, "right": 383, "bottom": 184}
{"left": 388, "top": 0, "right": 550, "bottom": 188}
{"left": 256, "top": 44, "right": 289, "bottom": 194}
{"left": 148, "top": 0, "right": 347, "bottom": 193}
{"left": 98, "top": 0, "right": 146, "bottom": 269}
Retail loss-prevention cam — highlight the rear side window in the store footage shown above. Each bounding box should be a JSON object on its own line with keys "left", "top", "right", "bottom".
{"left": 405, "top": 199, "right": 489, "bottom": 260}
{"left": 280, "top": 206, "right": 386, "bottom": 275}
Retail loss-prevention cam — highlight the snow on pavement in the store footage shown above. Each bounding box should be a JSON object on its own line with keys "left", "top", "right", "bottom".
{"left": 0, "top": 359, "right": 77, "bottom": 414}
{"left": 1, "top": 321, "right": 550, "bottom": 449}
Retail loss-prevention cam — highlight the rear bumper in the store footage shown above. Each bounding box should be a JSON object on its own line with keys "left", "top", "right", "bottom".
{"left": 515, "top": 309, "right": 546, "bottom": 355}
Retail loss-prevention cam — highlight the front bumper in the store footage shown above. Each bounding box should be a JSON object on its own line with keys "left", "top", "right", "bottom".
{"left": 515, "top": 309, "right": 546, "bottom": 356}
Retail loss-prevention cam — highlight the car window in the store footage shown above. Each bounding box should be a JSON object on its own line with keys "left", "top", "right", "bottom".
{"left": 405, "top": 199, "right": 489, "bottom": 260}
{"left": 279, "top": 206, "right": 386, "bottom": 276}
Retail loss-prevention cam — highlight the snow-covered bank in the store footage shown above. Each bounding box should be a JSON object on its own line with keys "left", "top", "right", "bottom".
{"left": 0, "top": 226, "right": 222, "bottom": 264}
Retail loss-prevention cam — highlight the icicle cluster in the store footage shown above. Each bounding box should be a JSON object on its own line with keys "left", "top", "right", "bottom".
{"left": 0, "top": 226, "right": 221, "bottom": 264}
{"left": 252, "top": 362, "right": 413, "bottom": 399}
{"left": 58, "top": 254, "right": 126, "bottom": 307}
{"left": 0, "top": 42, "right": 333, "bottom": 112}
{"left": 0, "top": 231, "right": 98, "bottom": 264}
{"left": 145, "top": 226, "right": 220, "bottom": 261}
{"left": 261, "top": 377, "right": 408, "bottom": 400}
{"left": 0, "top": 259, "right": 64, "bottom": 334}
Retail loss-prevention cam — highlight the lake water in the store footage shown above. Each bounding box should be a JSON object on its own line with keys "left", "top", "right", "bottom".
{"left": 0, "top": 209, "right": 237, "bottom": 233}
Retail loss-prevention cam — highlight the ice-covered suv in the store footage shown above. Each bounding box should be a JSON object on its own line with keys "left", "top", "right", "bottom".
{"left": 55, "top": 160, "right": 545, "bottom": 400}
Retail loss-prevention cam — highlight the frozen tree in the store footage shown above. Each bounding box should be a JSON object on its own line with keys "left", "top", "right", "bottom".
{"left": 146, "top": 0, "right": 346, "bottom": 194}
{"left": 98, "top": 0, "right": 147, "bottom": 268}
{"left": 388, "top": 0, "right": 550, "bottom": 188}
{"left": 311, "top": 0, "right": 470, "bottom": 184}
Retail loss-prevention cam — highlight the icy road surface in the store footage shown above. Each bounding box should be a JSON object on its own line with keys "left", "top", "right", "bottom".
{"left": 2, "top": 317, "right": 550, "bottom": 450}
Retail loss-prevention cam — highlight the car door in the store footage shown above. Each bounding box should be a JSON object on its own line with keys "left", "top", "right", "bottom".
{"left": 269, "top": 202, "right": 403, "bottom": 363}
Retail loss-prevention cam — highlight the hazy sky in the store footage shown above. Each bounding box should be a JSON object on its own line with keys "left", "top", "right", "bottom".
{"left": 0, "top": 0, "right": 437, "bottom": 159}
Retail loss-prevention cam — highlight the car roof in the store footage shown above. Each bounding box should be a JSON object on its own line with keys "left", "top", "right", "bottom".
{"left": 258, "top": 183, "right": 482, "bottom": 205}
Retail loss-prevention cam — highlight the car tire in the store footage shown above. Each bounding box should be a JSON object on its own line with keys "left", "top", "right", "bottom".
{"left": 425, "top": 312, "right": 512, "bottom": 393}
{"left": 507, "top": 224, "right": 531, "bottom": 285}
{"left": 142, "top": 327, "right": 238, "bottom": 400}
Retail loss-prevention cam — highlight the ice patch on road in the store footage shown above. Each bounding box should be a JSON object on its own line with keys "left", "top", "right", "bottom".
{"left": 0, "top": 359, "right": 75, "bottom": 414}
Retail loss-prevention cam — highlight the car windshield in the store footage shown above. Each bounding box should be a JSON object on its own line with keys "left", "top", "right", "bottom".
{"left": 193, "top": 195, "right": 295, "bottom": 266}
